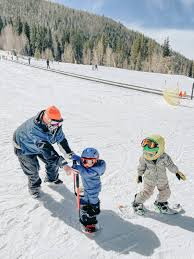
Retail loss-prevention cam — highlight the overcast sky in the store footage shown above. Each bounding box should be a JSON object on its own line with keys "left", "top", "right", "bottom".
{"left": 53, "top": 0, "right": 194, "bottom": 60}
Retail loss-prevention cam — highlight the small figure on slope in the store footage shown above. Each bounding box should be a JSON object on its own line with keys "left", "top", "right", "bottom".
{"left": 72, "top": 148, "right": 106, "bottom": 233}
{"left": 46, "top": 59, "right": 50, "bottom": 69}
{"left": 132, "top": 135, "right": 186, "bottom": 215}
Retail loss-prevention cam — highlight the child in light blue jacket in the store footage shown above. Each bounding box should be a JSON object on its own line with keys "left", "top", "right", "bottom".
{"left": 72, "top": 148, "right": 106, "bottom": 228}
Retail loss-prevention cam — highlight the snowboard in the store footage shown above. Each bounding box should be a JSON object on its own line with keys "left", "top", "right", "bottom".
{"left": 118, "top": 203, "right": 183, "bottom": 217}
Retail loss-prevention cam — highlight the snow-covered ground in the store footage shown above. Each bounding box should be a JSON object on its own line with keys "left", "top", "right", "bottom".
{"left": 0, "top": 58, "right": 194, "bottom": 259}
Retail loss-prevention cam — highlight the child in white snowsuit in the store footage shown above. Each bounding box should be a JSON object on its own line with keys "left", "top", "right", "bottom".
{"left": 133, "top": 135, "right": 186, "bottom": 213}
{"left": 72, "top": 147, "right": 106, "bottom": 230}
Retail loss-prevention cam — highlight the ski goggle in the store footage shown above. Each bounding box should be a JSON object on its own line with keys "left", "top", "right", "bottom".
{"left": 81, "top": 157, "right": 98, "bottom": 168}
{"left": 141, "top": 138, "right": 158, "bottom": 149}
{"left": 50, "top": 120, "right": 63, "bottom": 127}
{"left": 47, "top": 119, "right": 63, "bottom": 132}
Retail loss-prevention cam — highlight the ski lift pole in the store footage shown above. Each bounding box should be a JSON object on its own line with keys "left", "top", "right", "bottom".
{"left": 191, "top": 82, "right": 194, "bottom": 100}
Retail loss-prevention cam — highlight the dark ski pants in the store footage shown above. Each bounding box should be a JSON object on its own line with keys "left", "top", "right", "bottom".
{"left": 15, "top": 148, "right": 59, "bottom": 190}
{"left": 79, "top": 202, "right": 100, "bottom": 226}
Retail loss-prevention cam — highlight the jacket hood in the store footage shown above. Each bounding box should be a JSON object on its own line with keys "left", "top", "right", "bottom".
{"left": 34, "top": 110, "right": 49, "bottom": 132}
{"left": 143, "top": 135, "right": 165, "bottom": 161}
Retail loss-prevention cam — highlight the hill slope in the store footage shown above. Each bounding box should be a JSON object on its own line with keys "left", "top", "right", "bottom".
{"left": 0, "top": 0, "right": 193, "bottom": 76}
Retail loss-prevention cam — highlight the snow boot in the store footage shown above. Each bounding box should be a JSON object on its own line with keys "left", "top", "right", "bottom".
{"left": 132, "top": 201, "right": 145, "bottom": 215}
{"left": 29, "top": 187, "right": 41, "bottom": 199}
{"left": 81, "top": 224, "right": 97, "bottom": 234}
{"left": 44, "top": 177, "right": 63, "bottom": 185}
{"left": 80, "top": 205, "right": 98, "bottom": 233}
{"left": 154, "top": 201, "right": 169, "bottom": 213}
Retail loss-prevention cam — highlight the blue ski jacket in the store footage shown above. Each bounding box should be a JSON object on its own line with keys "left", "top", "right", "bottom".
{"left": 72, "top": 154, "right": 106, "bottom": 205}
{"left": 13, "top": 111, "right": 72, "bottom": 167}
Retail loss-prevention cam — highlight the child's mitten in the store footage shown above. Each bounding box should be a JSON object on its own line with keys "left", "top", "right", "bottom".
{"left": 137, "top": 175, "right": 143, "bottom": 183}
{"left": 176, "top": 171, "right": 186, "bottom": 181}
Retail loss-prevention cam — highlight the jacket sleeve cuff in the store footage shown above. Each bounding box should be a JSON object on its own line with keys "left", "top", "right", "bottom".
{"left": 58, "top": 156, "right": 68, "bottom": 168}
{"left": 137, "top": 172, "right": 145, "bottom": 177}
{"left": 72, "top": 154, "right": 81, "bottom": 161}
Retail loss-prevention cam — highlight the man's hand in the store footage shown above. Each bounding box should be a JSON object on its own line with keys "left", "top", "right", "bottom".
{"left": 63, "top": 165, "right": 79, "bottom": 176}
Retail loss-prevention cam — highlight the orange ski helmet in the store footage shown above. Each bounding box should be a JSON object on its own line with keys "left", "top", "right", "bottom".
{"left": 44, "top": 106, "right": 63, "bottom": 122}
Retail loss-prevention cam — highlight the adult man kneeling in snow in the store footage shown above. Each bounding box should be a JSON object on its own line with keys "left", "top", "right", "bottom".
{"left": 13, "top": 106, "right": 78, "bottom": 198}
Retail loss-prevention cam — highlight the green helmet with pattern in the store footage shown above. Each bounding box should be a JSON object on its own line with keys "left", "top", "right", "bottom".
{"left": 142, "top": 135, "right": 165, "bottom": 161}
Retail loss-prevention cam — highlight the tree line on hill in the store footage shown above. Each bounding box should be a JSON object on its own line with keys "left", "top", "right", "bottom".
{"left": 0, "top": 0, "right": 193, "bottom": 77}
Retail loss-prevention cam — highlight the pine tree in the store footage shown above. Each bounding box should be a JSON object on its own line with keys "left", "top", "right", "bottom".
{"left": 23, "top": 22, "right": 30, "bottom": 41}
{"left": 14, "top": 16, "right": 23, "bottom": 35}
{"left": 23, "top": 22, "right": 31, "bottom": 55}
{"left": 54, "top": 37, "right": 62, "bottom": 61}
{"left": 162, "top": 37, "right": 171, "bottom": 57}
{"left": 0, "top": 16, "right": 3, "bottom": 34}
{"left": 71, "top": 31, "right": 84, "bottom": 63}
{"left": 130, "top": 35, "right": 142, "bottom": 69}
{"left": 30, "top": 25, "right": 37, "bottom": 55}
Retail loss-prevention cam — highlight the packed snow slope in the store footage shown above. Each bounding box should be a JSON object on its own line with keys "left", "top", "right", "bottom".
{"left": 1, "top": 51, "right": 194, "bottom": 93}
{"left": 1, "top": 59, "right": 194, "bottom": 259}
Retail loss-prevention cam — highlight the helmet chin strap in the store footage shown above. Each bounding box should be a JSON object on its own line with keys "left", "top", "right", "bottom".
{"left": 47, "top": 124, "right": 58, "bottom": 134}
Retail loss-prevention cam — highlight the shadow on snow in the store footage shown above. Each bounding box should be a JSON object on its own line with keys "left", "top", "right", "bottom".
{"left": 39, "top": 185, "right": 160, "bottom": 256}
{"left": 144, "top": 208, "right": 194, "bottom": 233}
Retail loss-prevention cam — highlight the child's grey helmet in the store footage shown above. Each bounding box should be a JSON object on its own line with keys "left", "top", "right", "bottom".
{"left": 81, "top": 148, "right": 99, "bottom": 159}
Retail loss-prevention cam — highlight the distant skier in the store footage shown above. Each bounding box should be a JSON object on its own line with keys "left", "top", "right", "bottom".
{"left": 46, "top": 59, "right": 50, "bottom": 69}
{"left": 13, "top": 106, "right": 77, "bottom": 198}
{"left": 92, "top": 64, "right": 98, "bottom": 71}
{"left": 72, "top": 148, "right": 106, "bottom": 233}
{"left": 28, "top": 57, "right": 31, "bottom": 65}
{"left": 132, "top": 135, "right": 186, "bottom": 215}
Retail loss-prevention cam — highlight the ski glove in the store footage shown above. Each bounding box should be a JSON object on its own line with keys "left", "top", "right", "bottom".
{"left": 176, "top": 171, "right": 186, "bottom": 181}
{"left": 137, "top": 175, "right": 143, "bottom": 183}
{"left": 66, "top": 151, "right": 75, "bottom": 160}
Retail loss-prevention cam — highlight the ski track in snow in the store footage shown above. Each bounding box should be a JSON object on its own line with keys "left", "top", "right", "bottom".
{"left": 1, "top": 59, "right": 194, "bottom": 259}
